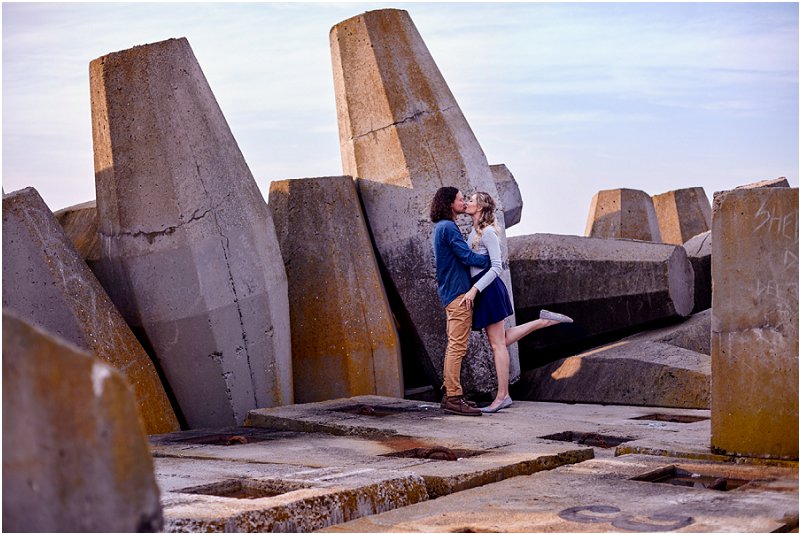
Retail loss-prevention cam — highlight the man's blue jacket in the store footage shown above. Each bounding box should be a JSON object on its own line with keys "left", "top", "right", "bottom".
{"left": 432, "top": 219, "right": 491, "bottom": 306}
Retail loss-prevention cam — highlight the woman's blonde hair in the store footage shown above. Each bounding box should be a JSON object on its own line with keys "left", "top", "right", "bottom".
{"left": 470, "top": 191, "right": 499, "bottom": 249}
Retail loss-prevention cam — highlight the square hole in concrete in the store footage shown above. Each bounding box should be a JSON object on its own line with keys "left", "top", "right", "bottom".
{"left": 179, "top": 478, "right": 310, "bottom": 500}
{"left": 381, "top": 446, "right": 485, "bottom": 461}
{"left": 151, "top": 427, "right": 288, "bottom": 446}
{"left": 631, "top": 466, "right": 751, "bottom": 491}
{"left": 540, "top": 431, "right": 634, "bottom": 449}
{"left": 631, "top": 413, "right": 709, "bottom": 423}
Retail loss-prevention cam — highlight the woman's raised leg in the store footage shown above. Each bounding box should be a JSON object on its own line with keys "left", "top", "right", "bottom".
{"left": 504, "top": 318, "right": 558, "bottom": 347}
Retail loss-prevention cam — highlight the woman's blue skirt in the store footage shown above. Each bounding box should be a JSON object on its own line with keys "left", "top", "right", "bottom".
{"left": 471, "top": 269, "right": 514, "bottom": 331}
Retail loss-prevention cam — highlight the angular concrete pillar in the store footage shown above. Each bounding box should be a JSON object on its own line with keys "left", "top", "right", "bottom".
{"left": 54, "top": 199, "right": 101, "bottom": 270}
{"left": 585, "top": 188, "right": 662, "bottom": 242}
{"left": 268, "top": 176, "right": 403, "bottom": 402}
{"left": 330, "top": 9, "right": 518, "bottom": 395}
{"left": 2, "top": 311, "right": 163, "bottom": 532}
{"left": 682, "top": 231, "right": 711, "bottom": 313}
{"left": 490, "top": 164, "right": 523, "bottom": 228}
{"left": 735, "top": 176, "right": 790, "bottom": 189}
{"left": 90, "top": 38, "right": 292, "bottom": 427}
{"left": 2, "top": 188, "right": 179, "bottom": 434}
{"left": 652, "top": 187, "right": 711, "bottom": 245}
{"left": 711, "top": 187, "right": 798, "bottom": 460}
{"left": 508, "top": 233, "right": 694, "bottom": 358}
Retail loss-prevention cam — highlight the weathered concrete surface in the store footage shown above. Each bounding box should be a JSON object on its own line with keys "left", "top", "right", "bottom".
{"left": 585, "top": 188, "right": 662, "bottom": 242}
{"left": 490, "top": 163, "right": 522, "bottom": 227}
{"left": 711, "top": 187, "right": 798, "bottom": 460}
{"left": 330, "top": 8, "right": 518, "bottom": 395}
{"left": 54, "top": 199, "right": 100, "bottom": 269}
{"left": 155, "top": 454, "right": 428, "bottom": 532}
{"left": 652, "top": 187, "right": 712, "bottom": 245}
{"left": 508, "top": 233, "right": 695, "bottom": 357}
{"left": 623, "top": 309, "right": 711, "bottom": 354}
{"left": 90, "top": 37, "right": 292, "bottom": 427}
{"left": 2, "top": 311, "right": 163, "bottom": 532}
{"left": 322, "top": 454, "right": 798, "bottom": 532}
{"left": 268, "top": 176, "right": 403, "bottom": 402}
{"left": 516, "top": 340, "right": 710, "bottom": 409}
{"left": 683, "top": 230, "right": 712, "bottom": 313}
{"left": 735, "top": 176, "right": 790, "bottom": 189}
{"left": 2, "top": 188, "right": 179, "bottom": 434}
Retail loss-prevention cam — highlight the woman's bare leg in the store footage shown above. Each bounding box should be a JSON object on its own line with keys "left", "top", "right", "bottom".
{"left": 485, "top": 321, "right": 510, "bottom": 409}
{"left": 504, "top": 319, "right": 559, "bottom": 347}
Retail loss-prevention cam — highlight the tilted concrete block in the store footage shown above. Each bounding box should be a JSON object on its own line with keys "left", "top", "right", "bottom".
{"left": 269, "top": 176, "right": 403, "bottom": 402}
{"left": 490, "top": 164, "right": 522, "bottom": 228}
{"left": 711, "top": 187, "right": 798, "bottom": 460}
{"left": 585, "top": 188, "right": 662, "bottom": 242}
{"left": 2, "top": 311, "right": 163, "bottom": 532}
{"left": 682, "top": 231, "right": 711, "bottom": 313}
{"left": 54, "top": 199, "right": 101, "bottom": 269}
{"left": 735, "top": 176, "right": 790, "bottom": 189}
{"left": 508, "top": 233, "right": 694, "bottom": 358}
{"left": 517, "top": 340, "right": 710, "bottom": 409}
{"left": 2, "top": 188, "right": 179, "bottom": 434}
{"left": 90, "top": 38, "right": 292, "bottom": 427}
{"left": 652, "top": 187, "right": 711, "bottom": 245}
{"left": 622, "top": 309, "right": 711, "bottom": 356}
{"left": 330, "top": 9, "right": 518, "bottom": 395}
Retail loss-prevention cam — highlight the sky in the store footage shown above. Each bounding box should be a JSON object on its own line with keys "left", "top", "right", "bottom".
{"left": 2, "top": 2, "right": 798, "bottom": 237}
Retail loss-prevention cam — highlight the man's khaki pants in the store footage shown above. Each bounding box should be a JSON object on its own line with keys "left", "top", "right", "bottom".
{"left": 443, "top": 293, "right": 472, "bottom": 397}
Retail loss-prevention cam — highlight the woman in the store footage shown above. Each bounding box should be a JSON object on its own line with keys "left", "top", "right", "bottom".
{"left": 459, "top": 191, "right": 573, "bottom": 413}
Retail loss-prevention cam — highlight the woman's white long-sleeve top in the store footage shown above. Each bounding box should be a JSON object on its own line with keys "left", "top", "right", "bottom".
{"left": 467, "top": 226, "right": 503, "bottom": 292}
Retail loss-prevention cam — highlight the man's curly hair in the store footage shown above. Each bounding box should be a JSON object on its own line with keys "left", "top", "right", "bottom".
{"left": 430, "top": 186, "right": 459, "bottom": 222}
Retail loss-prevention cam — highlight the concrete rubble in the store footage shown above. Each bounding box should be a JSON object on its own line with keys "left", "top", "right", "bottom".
{"left": 2, "top": 187, "right": 179, "bottom": 434}
{"left": 585, "top": 188, "right": 662, "bottom": 242}
{"left": 330, "top": 8, "right": 519, "bottom": 395}
{"left": 2, "top": 311, "right": 164, "bottom": 532}
{"left": 682, "top": 230, "right": 712, "bottom": 313}
{"left": 89, "top": 37, "right": 292, "bottom": 428}
{"left": 490, "top": 164, "right": 523, "bottom": 227}
{"left": 652, "top": 187, "right": 712, "bottom": 245}
{"left": 711, "top": 187, "right": 798, "bottom": 460}
{"left": 508, "top": 233, "right": 695, "bottom": 359}
{"left": 735, "top": 176, "right": 790, "bottom": 189}
{"left": 268, "top": 176, "right": 403, "bottom": 402}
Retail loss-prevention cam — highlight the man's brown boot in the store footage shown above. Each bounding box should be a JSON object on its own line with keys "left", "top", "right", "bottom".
{"left": 443, "top": 396, "right": 482, "bottom": 416}
{"left": 441, "top": 394, "right": 477, "bottom": 409}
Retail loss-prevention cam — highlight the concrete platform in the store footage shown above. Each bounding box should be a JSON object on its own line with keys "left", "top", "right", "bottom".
{"left": 151, "top": 397, "right": 797, "bottom": 532}
{"left": 322, "top": 454, "right": 798, "bottom": 532}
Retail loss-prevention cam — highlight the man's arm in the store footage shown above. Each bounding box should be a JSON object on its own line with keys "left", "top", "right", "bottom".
{"left": 447, "top": 224, "right": 490, "bottom": 268}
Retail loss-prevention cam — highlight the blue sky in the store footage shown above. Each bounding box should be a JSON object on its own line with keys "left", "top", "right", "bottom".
{"left": 3, "top": 2, "right": 798, "bottom": 237}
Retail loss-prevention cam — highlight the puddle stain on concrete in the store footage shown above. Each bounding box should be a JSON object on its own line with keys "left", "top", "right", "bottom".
{"left": 558, "top": 505, "right": 694, "bottom": 532}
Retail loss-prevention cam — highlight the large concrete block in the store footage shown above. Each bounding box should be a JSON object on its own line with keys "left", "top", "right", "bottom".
{"left": 517, "top": 340, "right": 710, "bottom": 409}
{"left": 508, "top": 233, "right": 694, "bottom": 358}
{"left": 585, "top": 188, "right": 662, "bottom": 242}
{"left": 490, "top": 164, "right": 522, "bottom": 227}
{"left": 735, "top": 176, "right": 790, "bottom": 189}
{"left": 711, "top": 187, "right": 798, "bottom": 460}
{"left": 90, "top": 37, "right": 292, "bottom": 427}
{"left": 54, "top": 199, "right": 101, "bottom": 269}
{"left": 652, "top": 187, "right": 711, "bottom": 245}
{"left": 330, "top": 9, "right": 518, "bottom": 395}
{"left": 2, "top": 188, "right": 179, "bottom": 434}
{"left": 2, "top": 311, "right": 163, "bottom": 532}
{"left": 682, "top": 230, "right": 711, "bottom": 313}
{"left": 268, "top": 176, "right": 403, "bottom": 402}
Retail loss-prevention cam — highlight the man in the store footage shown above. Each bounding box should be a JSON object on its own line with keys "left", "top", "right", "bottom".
{"left": 430, "top": 186, "right": 490, "bottom": 416}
